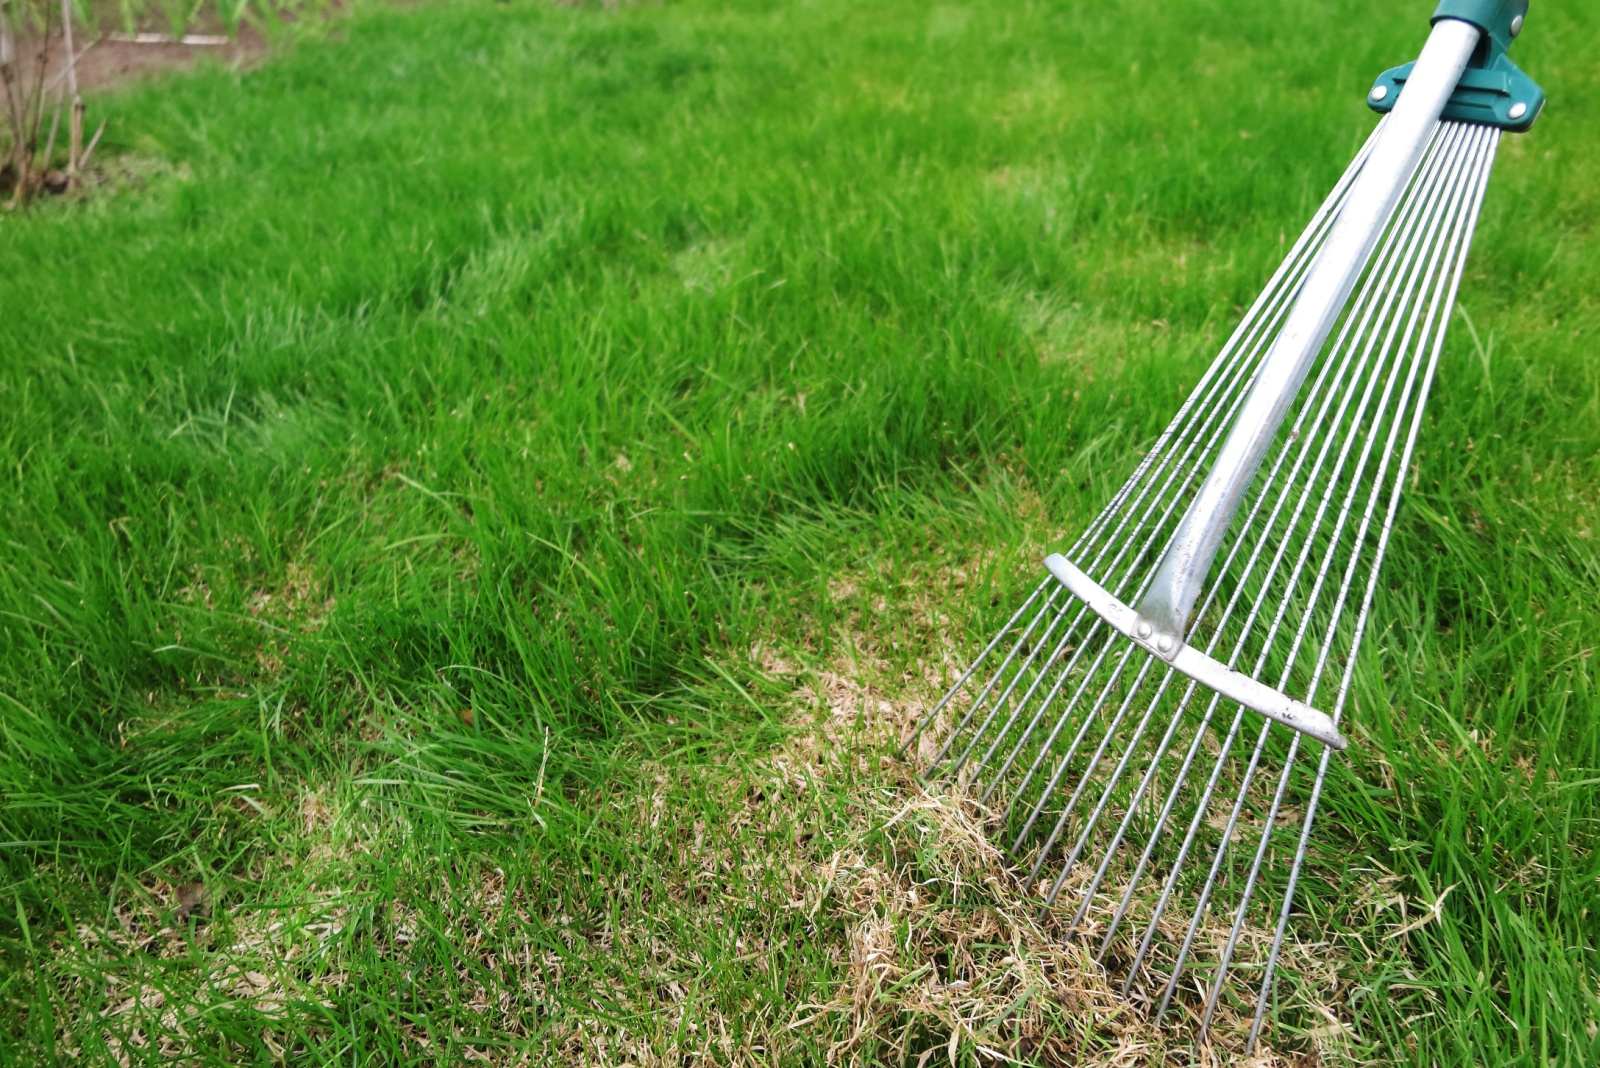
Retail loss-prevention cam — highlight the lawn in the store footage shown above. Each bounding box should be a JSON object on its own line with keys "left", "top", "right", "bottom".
{"left": 1, "top": 0, "right": 1596, "bottom": 1063}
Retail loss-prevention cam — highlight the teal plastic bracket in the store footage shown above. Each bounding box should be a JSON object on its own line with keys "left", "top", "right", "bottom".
{"left": 1368, "top": 0, "right": 1544, "bottom": 132}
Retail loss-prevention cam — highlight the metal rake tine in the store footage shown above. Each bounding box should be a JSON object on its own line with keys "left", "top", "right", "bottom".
{"left": 1094, "top": 680, "right": 1223, "bottom": 958}
{"left": 926, "top": 584, "right": 1066, "bottom": 768}
{"left": 1224, "top": 122, "right": 1484, "bottom": 700}
{"left": 1120, "top": 690, "right": 1248, "bottom": 997}
{"left": 995, "top": 627, "right": 1124, "bottom": 825}
{"left": 1200, "top": 730, "right": 1306, "bottom": 1031}
{"left": 1009, "top": 640, "right": 1142, "bottom": 861}
{"left": 900, "top": 577, "right": 1052, "bottom": 759}
{"left": 1147, "top": 308, "right": 1416, "bottom": 1010}
{"left": 1109, "top": 397, "right": 1370, "bottom": 984}
{"left": 903, "top": 578, "right": 1052, "bottom": 751}
{"left": 1154, "top": 712, "right": 1277, "bottom": 1016}
{"left": 957, "top": 598, "right": 1096, "bottom": 781}
{"left": 948, "top": 592, "right": 1092, "bottom": 777}
{"left": 1028, "top": 654, "right": 1163, "bottom": 895}
{"left": 1070, "top": 675, "right": 1202, "bottom": 930}
{"left": 1245, "top": 127, "right": 1501, "bottom": 1048}
{"left": 1247, "top": 742, "right": 1336, "bottom": 1049}
{"left": 977, "top": 615, "right": 1108, "bottom": 806}
{"left": 1158, "top": 122, "right": 1492, "bottom": 1018}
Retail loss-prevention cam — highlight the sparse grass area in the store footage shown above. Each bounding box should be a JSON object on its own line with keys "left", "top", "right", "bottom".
{"left": 0, "top": 0, "right": 1597, "bottom": 1063}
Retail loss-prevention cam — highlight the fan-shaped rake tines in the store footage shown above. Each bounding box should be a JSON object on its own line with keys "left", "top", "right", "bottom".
{"left": 903, "top": 118, "right": 1500, "bottom": 1051}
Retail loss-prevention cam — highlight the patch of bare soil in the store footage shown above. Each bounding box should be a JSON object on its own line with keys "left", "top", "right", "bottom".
{"left": 8, "top": 25, "right": 263, "bottom": 97}
{"left": 76, "top": 32, "right": 266, "bottom": 92}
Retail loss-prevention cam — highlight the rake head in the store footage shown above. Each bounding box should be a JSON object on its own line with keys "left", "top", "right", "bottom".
{"left": 904, "top": 108, "right": 1505, "bottom": 1051}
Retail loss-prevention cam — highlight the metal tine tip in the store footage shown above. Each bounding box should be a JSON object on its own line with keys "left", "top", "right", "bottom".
{"left": 904, "top": 118, "right": 1502, "bottom": 1055}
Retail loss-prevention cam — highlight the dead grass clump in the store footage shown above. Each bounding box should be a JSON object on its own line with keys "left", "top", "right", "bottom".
{"left": 795, "top": 711, "right": 1308, "bottom": 1063}
{"left": 786, "top": 562, "right": 1346, "bottom": 1065}
{"left": 810, "top": 788, "right": 1166, "bottom": 1066}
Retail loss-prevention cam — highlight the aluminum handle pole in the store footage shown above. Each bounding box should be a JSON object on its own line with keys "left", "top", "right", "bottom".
{"left": 1134, "top": 17, "right": 1481, "bottom": 654}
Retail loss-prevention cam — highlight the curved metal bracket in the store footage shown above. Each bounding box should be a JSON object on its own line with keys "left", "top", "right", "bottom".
{"left": 1369, "top": 54, "right": 1544, "bottom": 132}
{"left": 1371, "top": 1, "right": 1544, "bottom": 132}
{"left": 1044, "top": 555, "right": 1349, "bottom": 751}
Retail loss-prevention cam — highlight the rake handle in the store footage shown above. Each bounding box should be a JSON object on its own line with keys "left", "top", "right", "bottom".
{"left": 1131, "top": 15, "right": 1482, "bottom": 652}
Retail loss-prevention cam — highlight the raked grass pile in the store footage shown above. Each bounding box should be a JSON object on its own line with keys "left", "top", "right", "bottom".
{"left": 1, "top": 0, "right": 1597, "bottom": 1063}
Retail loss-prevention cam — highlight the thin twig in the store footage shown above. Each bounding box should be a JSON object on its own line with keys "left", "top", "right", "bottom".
{"left": 107, "top": 32, "right": 229, "bottom": 46}
{"left": 60, "top": 0, "right": 79, "bottom": 175}
{"left": 0, "top": 0, "right": 21, "bottom": 181}
{"left": 10, "top": 1, "right": 55, "bottom": 207}
{"left": 77, "top": 115, "right": 103, "bottom": 169}
{"left": 40, "top": 87, "right": 59, "bottom": 174}
{"left": 26, "top": 4, "right": 52, "bottom": 149}
{"left": 42, "top": 39, "right": 92, "bottom": 92}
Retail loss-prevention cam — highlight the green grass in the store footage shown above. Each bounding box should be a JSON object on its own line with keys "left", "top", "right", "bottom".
{"left": 1, "top": 0, "right": 1597, "bottom": 1062}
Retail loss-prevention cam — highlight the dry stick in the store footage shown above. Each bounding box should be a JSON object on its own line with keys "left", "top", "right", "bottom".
{"left": 25, "top": 5, "right": 50, "bottom": 146}
{"left": 0, "top": 0, "right": 21, "bottom": 185}
{"left": 40, "top": 89, "right": 60, "bottom": 178}
{"left": 77, "top": 116, "right": 104, "bottom": 170}
{"left": 41, "top": 39, "right": 92, "bottom": 92}
{"left": 60, "top": 0, "right": 79, "bottom": 178}
{"left": 10, "top": 2, "right": 54, "bottom": 207}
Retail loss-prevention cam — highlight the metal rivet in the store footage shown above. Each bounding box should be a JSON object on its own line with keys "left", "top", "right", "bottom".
{"left": 1156, "top": 636, "right": 1173, "bottom": 653}
{"left": 1508, "top": 101, "right": 1528, "bottom": 120}
{"left": 1135, "top": 622, "right": 1152, "bottom": 640}
{"left": 1510, "top": 14, "right": 1523, "bottom": 36}
{"left": 1369, "top": 84, "right": 1388, "bottom": 102}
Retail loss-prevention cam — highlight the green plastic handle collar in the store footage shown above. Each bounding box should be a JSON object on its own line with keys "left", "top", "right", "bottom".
{"left": 1432, "top": 0, "right": 1528, "bottom": 55}
{"left": 1369, "top": 0, "right": 1543, "bottom": 132}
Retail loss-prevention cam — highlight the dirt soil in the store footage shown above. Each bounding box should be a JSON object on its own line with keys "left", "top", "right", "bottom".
{"left": 12, "top": 27, "right": 268, "bottom": 97}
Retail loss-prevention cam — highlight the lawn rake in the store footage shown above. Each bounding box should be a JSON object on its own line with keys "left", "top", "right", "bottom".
{"left": 904, "top": 0, "right": 1544, "bottom": 1049}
